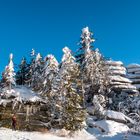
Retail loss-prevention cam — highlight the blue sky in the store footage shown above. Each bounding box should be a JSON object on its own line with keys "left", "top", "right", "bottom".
{"left": 0, "top": 0, "right": 140, "bottom": 73}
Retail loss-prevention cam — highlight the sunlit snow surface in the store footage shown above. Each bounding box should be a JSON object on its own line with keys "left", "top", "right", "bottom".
{"left": 0, "top": 120, "right": 140, "bottom": 140}
{"left": 0, "top": 128, "right": 95, "bottom": 140}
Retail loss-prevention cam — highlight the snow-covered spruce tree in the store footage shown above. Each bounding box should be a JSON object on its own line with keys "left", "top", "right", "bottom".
{"left": 31, "top": 53, "right": 44, "bottom": 91}
{"left": 76, "top": 27, "right": 110, "bottom": 107}
{"left": 41, "top": 54, "right": 59, "bottom": 96}
{"left": 75, "top": 27, "right": 95, "bottom": 105}
{"left": 92, "top": 49, "right": 111, "bottom": 108}
{"left": 50, "top": 47, "right": 85, "bottom": 131}
{"left": 76, "top": 27, "right": 95, "bottom": 65}
{"left": 16, "top": 57, "right": 29, "bottom": 85}
{"left": 25, "top": 49, "right": 36, "bottom": 87}
{"left": 2, "top": 53, "right": 16, "bottom": 90}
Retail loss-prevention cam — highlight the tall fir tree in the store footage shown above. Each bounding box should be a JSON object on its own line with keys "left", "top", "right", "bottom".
{"left": 2, "top": 53, "right": 16, "bottom": 90}
{"left": 76, "top": 27, "right": 110, "bottom": 107}
{"left": 50, "top": 47, "right": 85, "bottom": 131}
{"left": 31, "top": 53, "right": 44, "bottom": 91}
{"left": 41, "top": 54, "right": 59, "bottom": 96}
{"left": 75, "top": 27, "right": 95, "bottom": 64}
{"left": 25, "top": 49, "right": 36, "bottom": 87}
{"left": 16, "top": 57, "right": 28, "bottom": 85}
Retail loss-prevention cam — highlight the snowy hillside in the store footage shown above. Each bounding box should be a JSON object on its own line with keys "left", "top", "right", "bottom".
{"left": 0, "top": 120, "right": 140, "bottom": 140}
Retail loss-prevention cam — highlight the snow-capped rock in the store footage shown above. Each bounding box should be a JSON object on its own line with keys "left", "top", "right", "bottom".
{"left": 0, "top": 86, "right": 45, "bottom": 105}
{"left": 127, "top": 63, "right": 140, "bottom": 91}
{"left": 105, "top": 61, "right": 123, "bottom": 66}
{"left": 106, "top": 60, "right": 137, "bottom": 93}
{"left": 108, "top": 75, "right": 132, "bottom": 83}
{"left": 127, "top": 64, "right": 140, "bottom": 69}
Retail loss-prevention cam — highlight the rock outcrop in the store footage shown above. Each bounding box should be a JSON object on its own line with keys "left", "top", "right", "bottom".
{"left": 127, "top": 64, "right": 140, "bottom": 91}
{"left": 0, "top": 86, "right": 51, "bottom": 131}
{"left": 106, "top": 60, "right": 137, "bottom": 94}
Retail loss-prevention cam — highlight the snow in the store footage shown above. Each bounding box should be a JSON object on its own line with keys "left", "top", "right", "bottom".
{"left": 129, "top": 79, "right": 140, "bottom": 82}
{"left": 3, "top": 53, "right": 16, "bottom": 87}
{"left": 86, "top": 121, "right": 140, "bottom": 140}
{"left": 36, "top": 53, "right": 42, "bottom": 61}
{"left": 110, "top": 81, "right": 132, "bottom": 85}
{"left": 0, "top": 118, "right": 140, "bottom": 140}
{"left": 127, "top": 68, "right": 140, "bottom": 73}
{"left": 0, "top": 86, "right": 44, "bottom": 105}
{"left": 0, "top": 125, "right": 140, "bottom": 140}
{"left": 88, "top": 120, "right": 129, "bottom": 134}
{"left": 82, "top": 27, "right": 90, "bottom": 34}
{"left": 111, "top": 85, "right": 136, "bottom": 90}
{"left": 87, "top": 120, "right": 140, "bottom": 140}
{"left": 31, "top": 49, "right": 35, "bottom": 56}
{"left": 109, "top": 70, "right": 126, "bottom": 75}
{"left": 127, "top": 64, "right": 140, "bottom": 89}
{"left": 14, "top": 86, "right": 44, "bottom": 103}
{"left": 127, "top": 64, "right": 140, "bottom": 69}
{"left": 127, "top": 74, "right": 140, "bottom": 79}
{"left": 105, "top": 65, "right": 126, "bottom": 71}
{"left": 0, "top": 128, "right": 96, "bottom": 140}
{"left": 103, "top": 110, "right": 134, "bottom": 124}
{"left": 108, "top": 76, "right": 132, "bottom": 83}
{"left": 105, "top": 61, "right": 123, "bottom": 66}
{"left": 62, "top": 46, "right": 75, "bottom": 63}
{"left": 0, "top": 99, "right": 11, "bottom": 107}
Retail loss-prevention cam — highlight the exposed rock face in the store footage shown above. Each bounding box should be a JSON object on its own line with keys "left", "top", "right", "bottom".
{"left": 0, "top": 103, "right": 51, "bottom": 131}
{"left": 104, "top": 61, "right": 138, "bottom": 111}
{"left": 127, "top": 64, "right": 140, "bottom": 91}
{"left": 0, "top": 86, "right": 51, "bottom": 131}
{"left": 106, "top": 60, "right": 137, "bottom": 94}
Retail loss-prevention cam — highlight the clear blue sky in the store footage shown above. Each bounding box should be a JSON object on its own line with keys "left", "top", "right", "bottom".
{"left": 0, "top": 0, "right": 140, "bottom": 73}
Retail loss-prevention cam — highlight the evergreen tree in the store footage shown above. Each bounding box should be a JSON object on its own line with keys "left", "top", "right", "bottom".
{"left": 41, "top": 54, "right": 59, "bottom": 96}
{"left": 2, "top": 53, "right": 16, "bottom": 90}
{"left": 92, "top": 49, "right": 111, "bottom": 108}
{"left": 50, "top": 47, "right": 85, "bottom": 131}
{"left": 75, "top": 26, "right": 95, "bottom": 64}
{"left": 25, "top": 49, "right": 36, "bottom": 87}
{"left": 75, "top": 27, "right": 96, "bottom": 104}
{"left": 16, "top": 57, "right": 28, "bottom": 85}
{"left": 31, "top": 53, "right": 44, "bottom": 91}
{"left": 76, "top": 27, "right": 110, "bottom": 107}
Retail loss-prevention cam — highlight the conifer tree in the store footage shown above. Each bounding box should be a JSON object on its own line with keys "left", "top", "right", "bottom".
{"left": 25, "top": 49, "right": 36, "bottom": 87}
{"left": 2, "top": 53, "right": 16, "bottom": 90}
{"left": 50, "top": 47, "right": 85, "bottom": 131}
{"left": 16, "top": 57, "right": 28, "bottom": 85}
{"left": 76, "top": 27, "right": 110, "bottom": 107}
{"left": 75, "top": 27, "right": 95, "bottom": 64}
{"left": 31, "top": 53, "right": 44, "bottom": 91}
{"left": 41, "top": 54, "right": 59, "bottom": 96}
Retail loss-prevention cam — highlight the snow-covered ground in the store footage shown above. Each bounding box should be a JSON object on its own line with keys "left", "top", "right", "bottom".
{"left": 0, "top": 128, "right": 95, "bottom": 140}
{"left": 0, "top": 120, "right": 140, "bottom": 140}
